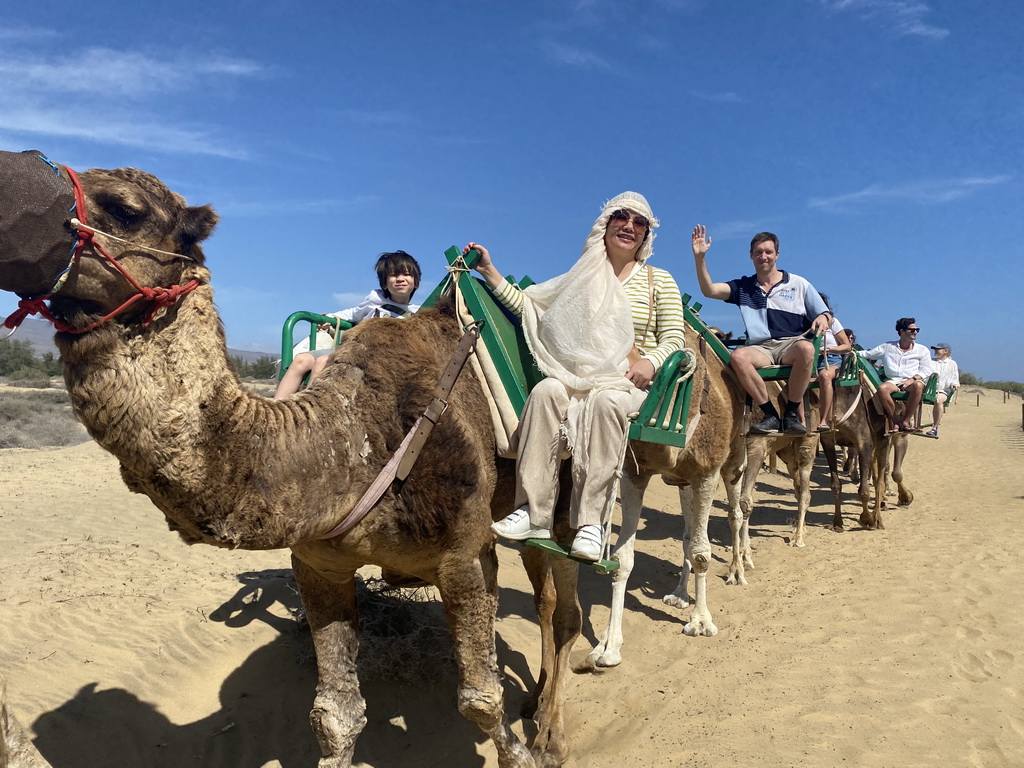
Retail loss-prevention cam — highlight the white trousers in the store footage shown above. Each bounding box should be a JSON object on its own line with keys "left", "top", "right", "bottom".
{"left": 514, "top": 377, "right": 647, "bottom": 529}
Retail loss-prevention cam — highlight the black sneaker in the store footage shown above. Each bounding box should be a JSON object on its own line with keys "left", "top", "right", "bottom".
{"left": 749, "top": 414, "right": 782, "bottom": 434}
{"left": 782, "top": 414, "right": 807, "bottom": 435}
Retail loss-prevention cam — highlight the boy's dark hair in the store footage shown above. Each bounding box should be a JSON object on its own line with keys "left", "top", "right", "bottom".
{"left": 749, "top": 232, "right": 779, "bottom": 254}
{"left": 895, "top": 317, "right": 916, "bottom": 332}
{"left": 375, "top": 251, "right": 421, "bottom": 299}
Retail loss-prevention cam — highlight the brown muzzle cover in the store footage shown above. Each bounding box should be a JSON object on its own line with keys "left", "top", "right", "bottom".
{"left": 0, "top": 150, "right": 78, "bottom": 297}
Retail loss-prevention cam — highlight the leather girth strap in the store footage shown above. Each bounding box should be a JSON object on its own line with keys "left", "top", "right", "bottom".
{"left": 318, "top": 320, "right": 484, "bottom": 540}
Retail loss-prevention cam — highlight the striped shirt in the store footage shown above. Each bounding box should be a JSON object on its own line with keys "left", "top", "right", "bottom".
{"left": 492, "top": 264, "right": 686, "bottom": 370}
{"left": 726, "top": 271, "right": 828, "bottom": 344}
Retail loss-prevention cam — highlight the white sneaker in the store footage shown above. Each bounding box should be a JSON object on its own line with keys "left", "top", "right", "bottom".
{"left": 491, "top": 507, "right": 551, "bottom": 541}
{"left": 569, "top": 524, "right": 604, "bottom": 561}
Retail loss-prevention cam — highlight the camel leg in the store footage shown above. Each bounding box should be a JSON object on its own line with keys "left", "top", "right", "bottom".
{"left": 291, "top": 555, "right": 365, "bottom": 768}
{"left": 681, "top": 472, "right": 719, "bottom": 637}
{"left": 524, "top": 547, "right": 580, "bottom": 768}
{"left": 784, "top": 436, "right": 817, "bottom": 547}
{"left": 820, "top": 434, "right": 845, "bottom": 532}
{"left": 662, "top": 478, "right": 694, "bottom": 610}
{"left": 891, "top": 436, "right": 914, "bottom": 506}
{"left": 862, "top": 437, "right": 887, "bottom": 530}
{"left": 435, "top": 547, "right": 534, "bottom": 768}
{"left": 730, "top": 437, "right": 767, "bottom": 585}
{"left": 588, "top": 472, "right": 650, "bottom": 668}
{"left": 856, "top": 442, "right": 873, "bottom": 523}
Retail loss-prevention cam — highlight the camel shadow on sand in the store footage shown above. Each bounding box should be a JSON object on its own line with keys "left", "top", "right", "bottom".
{"left": 29, "top": 569, "right": 536, "bottom": 768}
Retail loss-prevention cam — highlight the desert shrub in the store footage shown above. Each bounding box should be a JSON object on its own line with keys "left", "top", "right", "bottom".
{"left": 7, "top": 368, "right": 51, "bottom": 388}
{"left": 0, "top": 387, "right": 88, "bottom": 449}
{"left": 354, "top": 577, "right": 455, "bottom": 682}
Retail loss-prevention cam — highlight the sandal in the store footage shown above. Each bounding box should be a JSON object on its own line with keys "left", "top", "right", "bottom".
{"left": 926, "top": 427, "right": 938, "bottom": 438}
{"left": 815, "top": 424, "right": 830, "bottom": 433}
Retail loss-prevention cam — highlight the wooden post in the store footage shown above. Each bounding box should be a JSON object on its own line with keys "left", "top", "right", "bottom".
{"left": 976, "top": 394, "right": 980, "bottom": 407}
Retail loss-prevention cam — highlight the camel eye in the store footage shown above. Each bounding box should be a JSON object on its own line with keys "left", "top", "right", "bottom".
{"left": 104, "top": 201, "right": 142, "bottom": 227}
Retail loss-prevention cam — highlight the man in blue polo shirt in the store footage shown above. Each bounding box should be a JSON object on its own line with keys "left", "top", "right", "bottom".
{"left": 691, "top": 226, "right": 831, "bottom": 434}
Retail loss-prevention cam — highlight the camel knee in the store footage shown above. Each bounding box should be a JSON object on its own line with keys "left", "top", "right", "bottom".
{"left": 310, "top": 693, "right": 366, "bottom": 764}
{"left": 457, "top": 683, "right": 505, "bottom": 732}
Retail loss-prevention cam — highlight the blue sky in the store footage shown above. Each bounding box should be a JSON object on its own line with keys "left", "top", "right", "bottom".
{"left": 1, "top": 0, "right": 1020, "bottom": 380}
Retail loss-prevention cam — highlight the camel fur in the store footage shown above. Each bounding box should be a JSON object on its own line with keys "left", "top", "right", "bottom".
{"left": 0, "top": 679, "right": 50, "bottom": 768}
{"left": 0, "top": 167, "right": 541, "bottom": 768}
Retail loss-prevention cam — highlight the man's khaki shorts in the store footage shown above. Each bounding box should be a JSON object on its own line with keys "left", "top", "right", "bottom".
{"left": 746, "top": 334, "right": 806, "bottom": 365}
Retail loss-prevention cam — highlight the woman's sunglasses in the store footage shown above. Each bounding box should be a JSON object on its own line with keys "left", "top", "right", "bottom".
{"left": 609, "top": 209, "right": 650, "bottom": 230}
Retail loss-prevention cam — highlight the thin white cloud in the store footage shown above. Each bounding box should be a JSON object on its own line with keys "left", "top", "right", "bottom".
{"left": 0, "top": 47, "right": 260, "bottom": 98}
{"left": 819, "top": 0, "right": 949, "bottom": 40}
{"left": 0, "top": 38, "right": 261, "bottom": 158}
{"left": 542, "top": 41, "right": 612, "bottom": 70}
{"left": 335, "top": 109, "right": 418, "bottom": 127}
{"left": 0, "top": 26, "right": 59, "bottom": 41}
{"left": 0, "top": 106, "right": 247, "bottom": 159}
{"left": 689, "top": 89, "right": 742, "bottom": 103}
{"left": 808, "top": 175, "right": 1011, "bottom": 212}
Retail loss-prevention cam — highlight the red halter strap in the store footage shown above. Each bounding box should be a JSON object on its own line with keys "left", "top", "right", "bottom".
{"left": 4, "top": 164, "right": 201, "bottom": 335}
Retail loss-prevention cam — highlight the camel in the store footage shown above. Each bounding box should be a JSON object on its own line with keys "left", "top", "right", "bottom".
{"left": 818, "top": 372, "right": 915, "bottom": 532}
{"left": 0, "top": 163, "right": 543, "bottom": 768}
{"left": 584, "top": 324, "right": 746, "bottom": 668}
{"left": 726, "top": 393, "right": 821, "bottom": 587}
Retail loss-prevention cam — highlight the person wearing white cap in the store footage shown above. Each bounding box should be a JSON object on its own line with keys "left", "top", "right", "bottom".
{"left": 928, "top": 342, "right": 959, "bottom": 437}
{"left": 462, "top": 192, "right": 686, "bottom": 561}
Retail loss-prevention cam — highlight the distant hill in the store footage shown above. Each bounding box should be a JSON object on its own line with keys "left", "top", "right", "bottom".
{"left": 7, "top": 318, "right": 273, "bottom": 362}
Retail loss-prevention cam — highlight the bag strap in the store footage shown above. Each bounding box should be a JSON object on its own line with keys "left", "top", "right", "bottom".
{"left": 638, "top": 265, "right": 656, "bottom": 350}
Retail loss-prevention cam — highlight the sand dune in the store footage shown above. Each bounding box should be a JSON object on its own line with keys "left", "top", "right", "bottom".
{"left": 1, "top": 388, "right": 1022, "bottom": 767}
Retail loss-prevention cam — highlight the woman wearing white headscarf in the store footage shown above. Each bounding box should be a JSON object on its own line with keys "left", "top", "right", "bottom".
{"left": 463, "top": 191, "right": 687, "bottom": 560}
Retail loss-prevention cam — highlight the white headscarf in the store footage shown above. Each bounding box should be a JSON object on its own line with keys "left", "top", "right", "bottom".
{"left": 519, "top": 191, "right": 659, "bottom": 458}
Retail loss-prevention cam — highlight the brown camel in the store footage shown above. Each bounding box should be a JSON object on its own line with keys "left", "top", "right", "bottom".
{"left": 0, "top": 164, "right": 543, "bottom": 767}
{"left": 583, "top": 325, "right": 746, "bottom": 668}
{"left": 818, "top": 374, "right": 915, "bottom": 532}
{"left": 727, "top": 395, "right": 821, "bottom": 587}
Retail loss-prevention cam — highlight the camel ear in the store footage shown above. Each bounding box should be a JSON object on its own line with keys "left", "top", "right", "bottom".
{"left": 178, "top": 204, "right": 219, "bottom": 251}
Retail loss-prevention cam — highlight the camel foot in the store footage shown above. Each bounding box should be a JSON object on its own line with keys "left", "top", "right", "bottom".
{"left": 898, "top": 491, "right": 914, "bottom": 506}
{"left": 662, "top": 592, "right": 691, "bottom": 610}
{"left": 531, "top": 731, "right": 569, "bottom": 768}
{"left": 725, "top": 570, "right": 748, "bottom": 587}
{"left": 829, "top": 523, "right": 845, "bottom": 533}
{"left": 499, "top": 738, "right": 538, "bottom": 768}
{"left": 790, "top": 538, "right": 806, "bottom": 548}
{"left": 585, "top": 645, "right": 622, "bottom": 668}
{"left": 683, "top": 614, "right": 718, "bottom": 637}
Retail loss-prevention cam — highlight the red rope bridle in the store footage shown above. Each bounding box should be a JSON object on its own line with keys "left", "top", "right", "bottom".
{"left": 3, "top": 164, "right": 201, "bottom": 335}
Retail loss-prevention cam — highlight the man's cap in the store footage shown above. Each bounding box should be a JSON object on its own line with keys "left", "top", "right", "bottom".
{"left": 930, "top": 342, "right": 951, "bottom": 351}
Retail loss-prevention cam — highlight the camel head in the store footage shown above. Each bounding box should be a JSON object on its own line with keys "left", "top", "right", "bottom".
{"left": 0, "top": 150, "right": 218, "bottom": 332}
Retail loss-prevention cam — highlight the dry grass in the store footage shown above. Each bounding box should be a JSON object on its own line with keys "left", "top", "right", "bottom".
{"left": 0, "top": 381, "right": 90, "bottom": 449}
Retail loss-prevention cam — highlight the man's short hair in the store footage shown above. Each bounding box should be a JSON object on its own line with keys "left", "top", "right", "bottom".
{"left": 375, "top": 250, "right": 421, "bottom": 297}
{"left": 750, "top": 232, "right": 779, "bottom": 254}
{"left": 895, "top": 317, "right": 916, "bottom": 332}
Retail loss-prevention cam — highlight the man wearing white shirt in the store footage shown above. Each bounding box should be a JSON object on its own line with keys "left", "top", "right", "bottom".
{"left": 928, "top": 342, "right": 960, "bottom": 437}
{"left": 858, "top": 317, "right": 934, "bottom": 432}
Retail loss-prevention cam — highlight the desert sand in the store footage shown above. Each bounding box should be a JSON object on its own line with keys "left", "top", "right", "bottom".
{"left": 1, "top": 387, "right": 1022, "bottom": 767}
